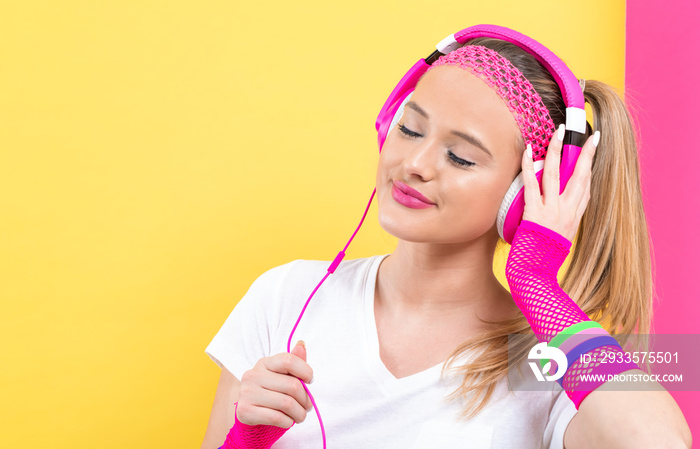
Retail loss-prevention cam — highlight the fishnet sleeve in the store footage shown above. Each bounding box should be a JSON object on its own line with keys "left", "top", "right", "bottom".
{"left": 505, "top": 220, "right": 639, "bottom": 408}
{"left": 219, "top": 403, "right": 289, "bottom": 449}
{"left": 505, "top": 219, "right": 590, "bottom": 342}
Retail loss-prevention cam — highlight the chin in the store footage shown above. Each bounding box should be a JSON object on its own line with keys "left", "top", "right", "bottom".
{"left": 378, "top": 214, "right": 455, "bottom": 244}
{"left": 377, "top": 210, "right": 431, "bottom": 242}
{"left": 378, "top": 211, "right": 501, "bottom": 246}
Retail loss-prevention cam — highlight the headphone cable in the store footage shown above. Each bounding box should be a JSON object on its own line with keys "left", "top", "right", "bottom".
{"left": 285, "top": 188, "right": 377, "bottom": 449}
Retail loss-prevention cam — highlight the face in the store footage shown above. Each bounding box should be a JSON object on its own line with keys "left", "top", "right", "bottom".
{"left": 376, "top": 64, "right": 524, "bottom": 245}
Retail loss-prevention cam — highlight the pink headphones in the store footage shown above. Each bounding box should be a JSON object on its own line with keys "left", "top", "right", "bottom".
{"left": 374, "top": 24, "right": 588, "bottom": 244}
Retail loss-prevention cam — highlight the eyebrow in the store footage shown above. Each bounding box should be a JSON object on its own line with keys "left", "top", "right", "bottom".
{"left": 405, "top": 101, "right": 494, "bottom": 160}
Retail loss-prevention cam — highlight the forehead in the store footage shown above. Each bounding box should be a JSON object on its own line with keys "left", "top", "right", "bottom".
{"left": 411, "top": 65, "right": 522, "bottom": 156}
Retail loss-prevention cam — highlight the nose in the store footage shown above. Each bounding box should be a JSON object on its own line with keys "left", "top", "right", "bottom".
{"left": 401, "top": 137, "right": 440, "bottom": 182}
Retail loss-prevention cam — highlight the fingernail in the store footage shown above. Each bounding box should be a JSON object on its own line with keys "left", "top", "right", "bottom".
{"left": 297, "top": 340, "right": 305, "bottom": 348}
{"left": 308, "top": 376, "right": 314, "bottom": 384}
{"left": 526, "top": 144, "right": 533, "bottom": 159}
{"left": 592, "top": 130, "right": 601, "bottom": 147}
{"left": 557, "top": 124, "right": 565, "bottom": 141}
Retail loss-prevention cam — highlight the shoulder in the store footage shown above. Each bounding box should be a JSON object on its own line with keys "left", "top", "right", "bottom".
{"left": 246, "top": 253, "right": 388, "bottom": 306}
{"left": 256, "top": 254, "right": 386, "bottom": 288}
{"left": 242, "top": 254, "right": 388, "bottom": 345}
{"left": 494, "top": 357, "right": 578, "bottom": 449}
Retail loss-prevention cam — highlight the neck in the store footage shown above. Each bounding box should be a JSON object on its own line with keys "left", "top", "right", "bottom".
{"left": 376, "top": 231, "right": 516, "bottom": 322}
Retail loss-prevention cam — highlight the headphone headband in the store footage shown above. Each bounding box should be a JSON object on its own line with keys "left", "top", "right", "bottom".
{"left": 376, "top": 25, "right": 586, "bottom": 143}
{"left": 452, "top": 26, "right": 585, "bottom": 111}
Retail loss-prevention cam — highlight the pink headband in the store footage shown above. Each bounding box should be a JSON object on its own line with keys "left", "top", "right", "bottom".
{"left": 427, "top": 44, "right": 556, "bottom": 161}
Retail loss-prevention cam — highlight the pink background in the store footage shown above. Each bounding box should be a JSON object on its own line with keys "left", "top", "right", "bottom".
{"left": 626, "top": 0, "right": 700, "bottom": 437}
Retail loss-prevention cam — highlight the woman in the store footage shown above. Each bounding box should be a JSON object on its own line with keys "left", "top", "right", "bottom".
{"left": 201, "top": 26, "right": 692, "bottom": 449}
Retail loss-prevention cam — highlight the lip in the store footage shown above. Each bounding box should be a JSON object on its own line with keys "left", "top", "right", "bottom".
{"left": 391, "top": 180, "right": 436, "bottom": 209}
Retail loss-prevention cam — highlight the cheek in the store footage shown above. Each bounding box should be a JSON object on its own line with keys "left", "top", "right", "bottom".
{"left": 376, "top": 141, "right": 403, "bottom": 182}
{"left": 446, "top": 173, "right": 511, "bottom": 218}
{"left": 375, "top": 152, "right": 388, "bottom": 187}
{"left": 375, "top": 151, "right": 395, "bottom": 210}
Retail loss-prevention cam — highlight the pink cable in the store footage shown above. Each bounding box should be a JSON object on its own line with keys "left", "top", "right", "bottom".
{"left": 505, "top": 220, "right": 640, "bottom": 408}
{"left": 283, "top": 188, "right": 377, "bottom": 449}
{"left": 222, "top": 189, "right": 376, "bottom": 449}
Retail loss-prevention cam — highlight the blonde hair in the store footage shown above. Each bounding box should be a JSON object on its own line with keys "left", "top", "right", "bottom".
{"left": 440, "top": 39, "right": 655, "bottom": 418}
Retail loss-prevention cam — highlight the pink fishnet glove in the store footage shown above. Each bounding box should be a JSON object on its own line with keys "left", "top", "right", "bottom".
{"left": 505, "top": 220, "right": 590, "bottom": 341}
{"left": 505, "top": 220, "right": 639, "bottom": 408}
{"left": 220, "top": 402, "right": 290, "bottom": 449}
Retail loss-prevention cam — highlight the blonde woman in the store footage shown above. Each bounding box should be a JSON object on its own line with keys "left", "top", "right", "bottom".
{"left": 201, "top": 26, "right": 691, "bottom": 449}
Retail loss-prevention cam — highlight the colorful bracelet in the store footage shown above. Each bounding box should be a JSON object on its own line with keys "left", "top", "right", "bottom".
{"left": 557, "top": 335, "right": 622, "bottom": 387}
{"left": 541, "top": 321, "right": 605, "bottom": 369}
{"left": 543, "top": 326, "right": 610, "bottom": 376}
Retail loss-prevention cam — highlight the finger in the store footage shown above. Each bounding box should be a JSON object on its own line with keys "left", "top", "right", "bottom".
{"left": 521, "top": 144, "right": 542, "bottom": 208}
{"left": 574, "top": 175, "right": 592, "bottom": 222}
{"left": 290, "top": 342, "right": 314, "bottom": 384}
{"left": 250, "top": 388, "right": 309, "bottom": 424}
{"left": 562, "top": 131, "right": 599, "bottom": 204}
{"left": 263, "top": 352, "right": 314, "bottom": 384}
{"left": 291, "top": 340, "right": 307, "bottom": 362}
{"left": 543, "top": 124, "right": 565, "bottom": 202}
{"left": 235, "top": 398, "right": 296, "bottom": 428}
{"left": 254, "top": 369, "right": 313, "bottom": 412}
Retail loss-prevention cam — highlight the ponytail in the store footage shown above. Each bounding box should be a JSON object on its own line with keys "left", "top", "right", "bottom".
{"left": 561, "top": 80, "right": 654, "bottom": 347}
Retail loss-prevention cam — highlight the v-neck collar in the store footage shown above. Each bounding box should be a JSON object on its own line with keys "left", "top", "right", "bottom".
{"left": 362, "top": 254, "right": 445, "bottom": 396}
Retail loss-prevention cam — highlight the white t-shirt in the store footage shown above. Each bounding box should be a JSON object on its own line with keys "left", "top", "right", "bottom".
{"left": 205, "top": 254, "right": 578, "bottom": 449}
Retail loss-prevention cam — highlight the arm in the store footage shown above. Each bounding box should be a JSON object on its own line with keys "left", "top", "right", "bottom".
{"left": 506, "top": 221, "right": 691, "bottom": 449}
{"left": 564, "top": 382, "right": 691, "bottom": 449}
{"left": 200, "top": 342, "right": 313, "bottom": 449}
{"left": 512, "top": 131, "right": 691, "bottom": 448}
{"left": 201, "top": 368, "right": 241, "bottom": 449}
{"left": 203, "top": 262, "right": 313, "bottom": 448}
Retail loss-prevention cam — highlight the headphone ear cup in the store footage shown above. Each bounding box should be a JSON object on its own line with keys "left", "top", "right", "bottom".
{"left": 387, "top": 91, "right": 413, "bottom": 138}
{"left": 496, "top": 159, "right": 545, "bottom": 241}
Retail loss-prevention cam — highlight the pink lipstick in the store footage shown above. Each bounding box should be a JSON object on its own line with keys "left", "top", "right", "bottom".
{"left": 391, "top": 181, "right": 435, "bottom": 209}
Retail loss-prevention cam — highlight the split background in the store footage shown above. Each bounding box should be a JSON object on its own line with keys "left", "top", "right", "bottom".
{"left": 1, "top": 0, "right": 697, "bottom": 446}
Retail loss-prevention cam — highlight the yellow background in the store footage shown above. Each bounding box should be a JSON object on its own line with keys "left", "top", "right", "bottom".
{"left": 0, "top": 1, "right": 625, "bottom": 447}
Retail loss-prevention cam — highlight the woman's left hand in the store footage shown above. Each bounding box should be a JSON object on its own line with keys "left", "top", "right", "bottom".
{"left": 520, "top": 124, "right": 600, "bottom": 242}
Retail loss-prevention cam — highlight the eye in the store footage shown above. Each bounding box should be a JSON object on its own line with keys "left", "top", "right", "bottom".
{"left": 397, "top": 123, "right": 421, "bottom": 139}
{"left": 447, "top": 150, "right": 476, "bottom": 168}
{"left": 398, "top": 124, "right": 476, "bottom": 168}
